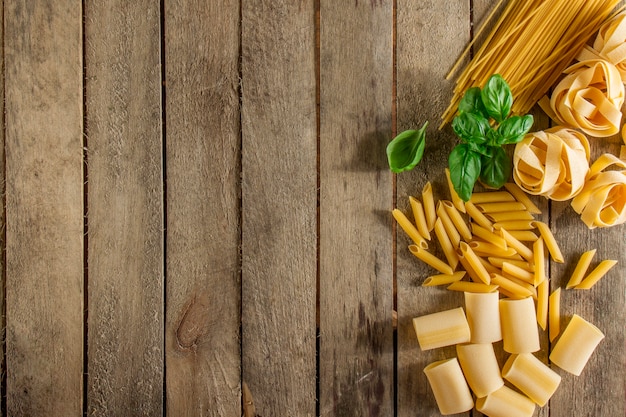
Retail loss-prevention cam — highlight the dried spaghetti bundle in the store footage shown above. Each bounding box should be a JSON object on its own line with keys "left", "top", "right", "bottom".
{"left": 442, "top": 0, "right": 621, "bottom": 127}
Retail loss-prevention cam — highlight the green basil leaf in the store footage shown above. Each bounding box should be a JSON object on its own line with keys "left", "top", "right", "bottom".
{"left": 386, "top": 122, "right": 428, "bottom": 173}
{"left": 497, "top": 114, "right": 534, "bottom": 144}
{"left": 468, "top": 141, "right": 494, "bottom": 158}
{"left": 480, "top": 146, "right": 511, "bottom": 189}
{"left": 449, "top": 144, "right": 482, "bottom": 201}
{"left": 451, "top": 112, "right": 490, "bottom": 144}
{"left": 481, "top": 74, "right": 513, "bottom": 123}
{"left": 458, "top": 87, "right": 489, "bottom": 119}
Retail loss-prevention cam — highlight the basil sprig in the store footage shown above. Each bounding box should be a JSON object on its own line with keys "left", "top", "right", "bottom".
{"left": 386, "top": 121, "right": 428, "bottom": 173}
{"left": 449, "top": 74, "right": 533, "bottom": 201}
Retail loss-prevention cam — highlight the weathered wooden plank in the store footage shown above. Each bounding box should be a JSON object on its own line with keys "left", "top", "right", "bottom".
{"left": 4, "top": 1, "right": 84, "bottom": 415}
{"left": 396, "top": 1, "right": 471, "bottom": 415}
{"left": 318, "top": 1, "right": 394, "bottom": 416}
{"left": 240, "top": 1, "right": 317, "bottom": 416}
{"left": 0, "top": 1, "right": 5, "bottom": 416}
{"left": 84, "top": 1, "right": 164, "bottom": 415}
{"left": 163, "top": 1, "right": 241, "bottom": 415}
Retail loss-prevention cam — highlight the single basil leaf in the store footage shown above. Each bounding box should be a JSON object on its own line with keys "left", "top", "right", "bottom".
{"left": 486, "top": 129, "right": 502, "bottom": 147}
{"left": 386, "top": 122, "right": 428, "bottom": 173}
{"left": 497, "top": 114, "right": 534, "bottom": 144}
{"left": 481, "top": 74, "right": 513, "bottom": 123}
{"left": 449, "top": 143, "right": 482, "bottom": 201}
{"left": 468, "top": 141, "right": 494, "bottom": 158}
{"left": 458, "top": 87, "right": 489, "bottom": 119}
{"left": 480, "top": 146, "right": 511, "bottom": 189}
{"left": 451, "top": 112, "right": 490, "bottom": 144}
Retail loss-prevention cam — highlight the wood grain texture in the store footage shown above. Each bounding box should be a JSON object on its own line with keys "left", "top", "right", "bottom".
{"left": 241, "top": 1, "right": 317, "bottom": 416}
{"left": 163, "top": 1, "right": 241, "bottom": 415}
{"left": 84, "top": 1, "right": 164, "bottom": 415}
{"left": 4, "top": 1, "right": 84, "bottom": 415}
{"left": 0, "top": 2, "right": 5, "bottom": 416}
{"left": 319, "top": 1, "right": 394, "bottom": 416}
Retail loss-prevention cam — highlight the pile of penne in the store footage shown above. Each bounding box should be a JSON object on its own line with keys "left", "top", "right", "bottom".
{"left": 393, "top": 171, "right": 617, "bottom": 416}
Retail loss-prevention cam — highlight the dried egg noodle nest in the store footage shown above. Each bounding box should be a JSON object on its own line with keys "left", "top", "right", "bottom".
{"left": 513, "top": 127, "right": 590, "bottom": 201}
{"left": 571, "top": 153, "right": 626, "bottom": 228}
{"left": 540, "top": 59, "right": 624, "bottom": 137}
{"left": 578, "top": 11, "right": 626, "bottom": 83}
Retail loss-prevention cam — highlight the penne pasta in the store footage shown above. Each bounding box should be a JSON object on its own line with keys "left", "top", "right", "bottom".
{"left": 500, "top": 229, "right": 534, "bottom": 261}
{"left": 476, "top": 201, "right": 528, "bottom": 213}
{"left": 422, "top": 271, "right": 466, "bottom": 286}
{"left": 433, "top": 218, "right": 459, "bottom": 271}
{"left": 424, "top": 358, "right": 474, "bottom": 415}
{"left": 393, "top": 208, "right": 429, "bottom": 248}
{"left": 471, "top": 223, "right": 507, "bottom": 249}
{"left": 486, "top": 210, "right": 535, "bottom": 222}
{"left": 458, "top": 242, "right": 491, "bottom": 285}
{"left": 502, "top": 262, "right": 536, "bottom": 285}
{"left": 447, "top": 281, "right": 499, "bottom": 293}
{"left": 490, "top": 273, "right": 534, "bottom": 299}
{"left": 548, "top": 288, "right": 561, "bottom": 342}
{"left": 566, "top": 249, "right": 596, "bottom": 289}
{"left": 504, "top": 183, "right": 542, "bottom": 214}
{"left": 549, "top": 314, "right": 605, "bottom": 376}
{"left": 533, "top": 221, "right": 564, "bottom": 263}
{"left": 465, "top": 201, "right": 494, "bottom": 230}
{"left": 533, "top": 237, "right": 546, "bottom": 286}
{"left": 409, "top": 196, "right": 431, "bottom": 240}
{"left": 409, "top": 244, "right": 454, "bottom": 275}
{"left": 437, "top": 201, "right": 461, "bottom": 248}
{"left": 422, "top": 182, "right": 437, "bottom": 231}
{"left": 493, "top": 220, "right": 536, "bottom": 231}
{"left": 488, "top": 257, "right": 531, "bottom": 271}
{"left": 507, "top": 230, "right": 540, "bottom": 242}
{"left": 445, "top": 168, "right": 466, "bottom": 213}
{"left": 470, "top": 190, "right": 516, "bottom": 204}
{"left": 536, "top": 279, "right": 549, "bottom": 330}
{"left": 575, "top": 259, "right": 618, "bottom": 290}
{"left": 469, "top": 241, "right": 517, "bottom": 258}
{"left": 443, "top": 200, "right": 472, "bottom": 242}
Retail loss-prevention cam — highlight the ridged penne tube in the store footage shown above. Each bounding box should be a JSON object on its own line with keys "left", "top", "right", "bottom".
{"left": 434, "top": 218, "right": 459, "bottom": 271}
{"left": 437, "top": 201, "right": 461, "bottom": 248}
{"left": 533, "top": 237, "right": 546, "bottom": 286}
{"left": 478, "top": 256, "right": 501, "bottom": 275}
{"left": 464, "top": 291, "right": 502, "bottom": 343}
{"left": 469, "top": 190, "right": 516, "bottom": 203}
{"left": 447, "top": 281, "right": 499, "bottom": 293}
{"left": 532, "top": 221, "right": 564, "bottom": 263}
{"left": 490, "top": 273, "right": 534, "bottom": 299}
{"left": 493, "top": 220, "right": 536, "bottom": 231}
{"left": 488, "top": 258, "right": 531, "bottom": 271}
{"left": 445, "top": 167, "right": 466, "bottom": 213}
{"left": 422, "top": 271, "right": 465, "bottom": 287}
{"left": 422, "top": 182, "right": 437, "bottom": 231}
{"left": 548, "top": 288, "right": 561, "bottom": 342}
{"left": 505, "top": 182, "right": 542, "bottom": 214}
{"left": 502, "top": 262, "right": 535, "bottom": 285}
{"left": 575, "top": 259, "right": 618, "bottom": 289}
{"left": 412, "top": 307, "right": 471, "bottom": 350}
{"left": 549, "top": 314, "right": 605, "bottom": 376}
{"left": 471, "top": 223, "right": 507, "bottom": 249}
{"left": 486, "top": 210, "right": 534, "bottom": 222}
{"left": 465, "top": 201, "right": 494, "bottom": 230}
{"left": 458, "top": 242, "right": 491, "bottom": 285}
{"left": 500, "top": 229, "right": 534, "bottom": 261}
{"left": 502, "top": 353, "right": 561, "bottom": 407}
{"left": 500, "top": 297, "right": 540, "bottom": 353}
{"left": 507, "top": 230, "right": 540, "bottom": 242}
{"left": 393, "top": 209, "right": 428, "bottom": 248}
{"left": 409, "top": 196, "right": 430, "bottom": 240}
{"left": 566, "top": 249, "right": 596, "bottom": 288}
{"left": 457, "top": 343, "right": 504, "bottom": 398}
{"left": 409, "top": 245, "right": 454, "bottom": 275}
{"left": 476, "top": 201, "right": 528, "bottom": 213}
{"left": 476, "top": 385, "right": 536, "bottom": 417}
{"left": 423, "top": 358, "right": 474, "bottom": 415}
{"left": 469, "top": 241, "right": 516, "bottom": 258}
{"left": 536, "top": 279, "right": 549, "bottom": 330}
{"left": 443, "top": 200, "right": 472, "bottom": 241}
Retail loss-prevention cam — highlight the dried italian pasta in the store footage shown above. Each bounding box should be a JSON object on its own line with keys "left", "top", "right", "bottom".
{"left": 577, "top": 11, "right": 626, "bottom": 82}
{"left": 513, "top": 127, "right": 590, "bottom": 200}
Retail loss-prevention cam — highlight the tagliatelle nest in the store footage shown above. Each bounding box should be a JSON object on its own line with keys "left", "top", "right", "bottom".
{"left": 539, "top": 59, "right": 624, "bottom": 137}
{"left": 571, "top": 153, "right": 626, "bottom": 229}
{"left": 578, "top": 11, "right": 626, "bottom": 83}
{"left": 513, "top": 127, "right": 590, "bottom": 201}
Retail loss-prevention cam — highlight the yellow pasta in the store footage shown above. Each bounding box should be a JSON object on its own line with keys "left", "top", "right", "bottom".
{"left": 464, "top": 291, "right": 502, "bottom": 343}
{"left": 464, "top": 201, "right": 494, "bottom": 231}
{"left": 471, "top": 223, "right": 507, "bottom": 249}
{"left": 409, "top": 196, "right": 430, "bottom": 241}
{"left": 393, "top": 208, "right": 428, "bottom": 249}
{"left": 577, "top": 11, "right": 626, "bottom": 82}
{"left": 488, "top": 257, "right": 530, "bottom": 271}
{"left": 422, "top": 271, "right": 466, "bottom": 287}
{"left": 469, "top": 190, "right": 516, "bottom": 204}
{"left": 445, "top": 168, "right": 466, "bottom": 213}
{"left": 502, "top": 261, "right": 535, "bottom": 285}
{"left": 566, "top": 249, "right": 597, "bottom": 288}
{"left": 422, "top": 181, "right": 437, "bottom": 231}
{"left": 490, "top": 273, "right": 534, "bottom": 299}
{"left": 533, "top": 221, "right": 564, "bottom": 263}
{"left": 502, "top": 353, "right": 562, "bottom": 407}
{"left": 476, "top": 385, "right": 536, "bottom": 417}
{"left": 469, "top": 241, "right": 517, "bottom": 258}
{"left": 493, "top": 220, "right": 536, "bottom": 231}
{"left": 536, "top": 279, "right": 549, "bottom": 330}
{"left": 533, "top": 237, "right": 546, "bottom": 286}
{"left": 457, "top": 343, "right": 504, "bottom": 398}
{"left": 507, "top": 230, "right": 540, "bottom": 242}
{"left": 458, "top": 242, "right": 491, "bottom": 285}
{"left": 437, "top": 201, "right": 461, "bottom": 248}
{"left": 433, "top": 218, "right": 459, "bottom": 271}
{"left": 500, "top": 297, "right": 540, "bottom": 354}
{"left": 413, "top": 307, "right": 471, "bottom": 350}
{"left": 442, "top": 200, "right": 472, "bottom": 242}
{"left": 409, "top": 244, "right": 454, "bottom": 275}
{"left": 504, "top": 183, "right": 542, "bottom": 214}
{"left": 447, "top": 281, "right": 499, "bottom": 293}
{"left": 549, "top": 314, "right": 605, "bottom": 376}
{"left": 476, "top": 201, "right": 528, "bottom": 213}
{"left": 423, "top": 358, "right": 474, "bottom": 415}
{"left": 486, "top": 210, "right": 534, "bottom": 223}
{"left": 548, "top": 288, "right": 561, "bottom": 343}
{"left": 500, "top": 229, "right": 534, "bottom": 261}
{"left": 575, "top": 259, "right": 618, "bottom": 289}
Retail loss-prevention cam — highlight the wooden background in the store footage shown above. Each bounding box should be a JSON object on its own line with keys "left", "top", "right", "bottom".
{"left": 1, "top": 0, "right": 624, "bottom": 416}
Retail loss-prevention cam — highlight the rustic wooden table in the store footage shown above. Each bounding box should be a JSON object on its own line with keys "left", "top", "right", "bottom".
{"left": 1, "top": 0, "right": 624, "bottom": 416}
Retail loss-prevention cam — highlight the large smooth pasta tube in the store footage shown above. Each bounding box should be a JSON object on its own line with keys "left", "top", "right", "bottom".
{"left": 456, "top": 343, "right": 504, "bottom": 398}
{"left": 412, "top": 307, "right": 470, "bottom": 350}
{"left": 502, "top": 353, "right": 561, "bottom": 406}
{"left": 499, "top": 297, "right": 540, "bottom": 353}
{"left": 464, "top": 292, "right": 502, "bottom": 343}
{"left": 423, "top": 358, "right": 474, "bottom": 415}
{"left": 549, "top": 314, "right": 605, "bottom": 376}
{"left": 476, "top": 385, "right": 536, "bottom": 417}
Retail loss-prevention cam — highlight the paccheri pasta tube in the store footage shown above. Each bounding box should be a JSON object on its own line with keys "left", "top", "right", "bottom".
{"left": 464, "top": 291, "right": 502, "bottom": 344}
{"left": 500, "top": 297, "right": 540, "bottom": 354}
{"left": 456, "top": 343, "right": 504, "bottom": 398}
{"left": 550, "top": 314, "right": 605, "bottom": 376}
{"left": 423, "top": 358, "right": 474, "bottom": 415}
{"left": 475, "top": 385, "right": 536, "bottom": 417}
{"left": 502, "top": 353, "right": 562, "bottom": 407}
{"left": 412, "top": 307, "right": 470, "bottom": 351}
